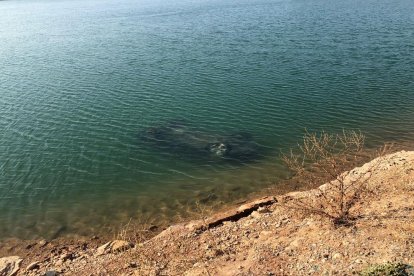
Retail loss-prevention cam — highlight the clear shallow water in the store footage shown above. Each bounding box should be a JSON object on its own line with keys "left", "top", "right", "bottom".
{"left": 0, "top": 0, "right": 413, "bottom": 239}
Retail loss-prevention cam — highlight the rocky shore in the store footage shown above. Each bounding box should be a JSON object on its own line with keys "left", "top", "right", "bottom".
{"left": 1, "top": 150, "right": 414, "bottom": 275}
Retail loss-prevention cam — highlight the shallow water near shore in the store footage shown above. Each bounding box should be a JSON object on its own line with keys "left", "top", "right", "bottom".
{"left": 1, "top": 0, "right": 414, "bottom": 239}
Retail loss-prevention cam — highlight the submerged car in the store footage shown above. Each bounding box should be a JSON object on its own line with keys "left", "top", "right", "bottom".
{"left": 140, "top": 120, "right": 262, "bottom": 162}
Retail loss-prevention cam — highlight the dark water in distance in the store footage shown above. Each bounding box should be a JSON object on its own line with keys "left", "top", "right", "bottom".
{"left": 0, "top": 0, "right": 413, "bottom": 239}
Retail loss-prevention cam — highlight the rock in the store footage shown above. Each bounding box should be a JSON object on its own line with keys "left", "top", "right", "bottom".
{"left": 187, "top": 196, "right": 276, "bottom": 232}
{"left": 38, "top": 240, "right": 48, "bottom": 247}
{"left": 45, "top": 270, "right": 59, "bottom": 276}
{"left": 257, "top": 206, "right": 271, "bottom": 214}
{"left": 332, "top": 253, "right": 342, "bottom": 260}
{"left": 60, "top": 253, "right": 72, "bottom": 261}
{"left": 290, "top": 238, "right": 304, "bottom": 248}
{"left": 206, "top": 249, "right": 223, "bottom": 258}
{"left": 26, "top": 261, "right": 40, "bottom": 271}
{"left": 95, "top": 240, "right": 133, "bottom": 256}
{"left": 78, "top": 253, "right": 88, "bottom": 260}
{"left": 0, "top": 256, "right": 23, "bottom": 276}
{"left": 54, "top": 260, "right": 63, "bottom": 267}
{"left": 259, "top": 231, "right": 272, "bottom": 238}
{"left": 251, "top": 211, "right": 261, "bottom": 219}
{"left": 96, "top": 242, "right": 112, "bottom": 256}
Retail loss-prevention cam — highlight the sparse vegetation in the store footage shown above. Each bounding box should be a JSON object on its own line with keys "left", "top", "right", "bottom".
{"left": 115, "top": 216, "right": 159, "bottom": 245}
{"left": 281, "top": 129, "right": 389, "bottom": 226}
{"left": 359, "top": 262, "right": 412, "bottom": 276}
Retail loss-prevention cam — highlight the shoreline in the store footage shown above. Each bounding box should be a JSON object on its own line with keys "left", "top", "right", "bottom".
{"left": 1, "top": 149, "right": 413, "bottom": 275}
{"left": 1, "top": 140, "right": 412, "bottom": 243}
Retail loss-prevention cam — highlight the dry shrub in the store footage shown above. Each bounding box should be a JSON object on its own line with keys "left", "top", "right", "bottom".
{"left": 281, "top": 129, "right": 390, "bottom": 226}
{"left": 116, "top": 215, "right": 159, "bottom": 244}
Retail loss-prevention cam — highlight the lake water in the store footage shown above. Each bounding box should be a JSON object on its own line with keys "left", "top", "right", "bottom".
{"left": 1, "top": 0, "right": 413, "bottom": 239}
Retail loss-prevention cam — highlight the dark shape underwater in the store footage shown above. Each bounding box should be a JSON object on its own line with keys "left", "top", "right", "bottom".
{"left": 139, "top": 120, "right": 263, "bottom": 162}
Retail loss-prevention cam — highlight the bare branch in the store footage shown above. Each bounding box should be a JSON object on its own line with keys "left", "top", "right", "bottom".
{"left": 280, "top": 129, "right": 384, "bottom": 226}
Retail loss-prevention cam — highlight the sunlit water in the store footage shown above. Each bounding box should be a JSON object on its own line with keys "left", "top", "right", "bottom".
{"left": 0, "top": 0, "right": 413, "bottom": 239}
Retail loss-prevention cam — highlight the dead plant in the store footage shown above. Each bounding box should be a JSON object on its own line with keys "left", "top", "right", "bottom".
{"left": 115, "top": 215, "right": 158, "bottom": 245}
{"left": 281, "top": 129, "right": 390, "bottom": 226}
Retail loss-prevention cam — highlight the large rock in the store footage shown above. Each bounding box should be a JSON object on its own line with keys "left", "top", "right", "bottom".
{"left": 0, "top": 256, "right": 22, "bottom": 276}
{"left": 95, "top": 240, "right": 133, "bottom": 256}
{"left": 186, "top": 196, "right": 276, "bottom": 231}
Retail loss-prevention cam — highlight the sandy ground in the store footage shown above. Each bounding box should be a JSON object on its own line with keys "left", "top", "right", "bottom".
{"left": 1, "top": 150, "right": 414, "bottom": 275}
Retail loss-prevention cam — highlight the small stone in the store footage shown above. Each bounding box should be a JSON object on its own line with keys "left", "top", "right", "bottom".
{"left": 257, "top": 207, "right": 271, "bottom": 214}
{"left": 81, "top": 252, "right": 90, "bottom": 258}
{"left": 96, "top": 242, "right": 112, "bottom": 256}
{"left": 290, "top": 238, "right": 303, "bottom": 248}
{"left": 206, "top": 249, "right": 223, "bottom": 258}
{"left": 60, "top": 253, "right": 72, "bottom": 261}
{"left": 26, "top": 261, "right": 40, "bottom": 270}
{"left": 259, "top": 231, "right": 272, "bottom": 238}
{"left": 251, "top": 211, "right": 261, "bottom": 219}
{"left": 332, "top": 253, "right": 342, "bottom": 260}
{"left": 38, "top": 240, "right": 48, "bottom": 247}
